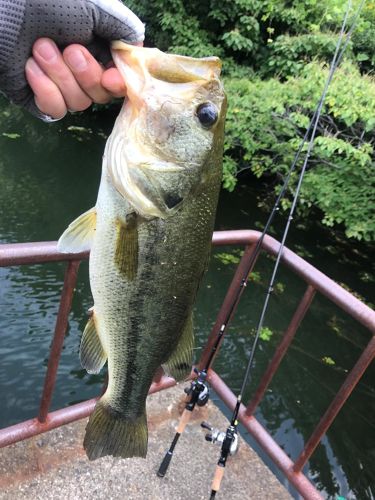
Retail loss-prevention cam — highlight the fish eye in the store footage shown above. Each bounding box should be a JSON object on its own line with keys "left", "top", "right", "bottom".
{"left": 196, "top": 102, "right": 218, "bottom": 128}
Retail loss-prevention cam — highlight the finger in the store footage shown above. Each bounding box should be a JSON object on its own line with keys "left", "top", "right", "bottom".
{"left": 92, "top": 0, "right": 145, "bottom": 43}
{"left": 25, "top": 58, "right": 67, "bottom": 119}
{"left": 101, "top": 67, "right": 127, "bottom": 98}
{"left": 63, "top": 45, "right": 111, "bottom": 104}
{"left": 33, "top": 38, "right": 92, "bottom": 112}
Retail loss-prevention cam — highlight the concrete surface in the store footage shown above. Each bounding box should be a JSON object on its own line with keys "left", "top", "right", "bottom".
{"left": 0, "top": 386, "right": 291, "bottom": 499}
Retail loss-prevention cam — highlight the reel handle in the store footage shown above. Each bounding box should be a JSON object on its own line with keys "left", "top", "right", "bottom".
{"left": 201, "top": 421, "right": 213, "bottom": 431}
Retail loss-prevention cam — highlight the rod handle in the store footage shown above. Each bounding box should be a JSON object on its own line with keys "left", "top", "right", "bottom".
{"left": 157, "top": 451, "right": 172, "bottom": 477}
{"left": 211, "top": 464, "right": 225, "bottom": 494}
{"left": 176, "top": 408, "right": 192, "bottom": 434}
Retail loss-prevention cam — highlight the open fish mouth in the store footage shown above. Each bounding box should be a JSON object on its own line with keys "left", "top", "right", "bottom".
{"left": 111, "top": 40, "right": 222, "bottom": 110}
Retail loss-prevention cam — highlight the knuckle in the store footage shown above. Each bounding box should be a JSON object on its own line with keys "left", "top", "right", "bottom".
{"left": 71, "top": 98, "right": 92, "bottom": 112}
{"left": 38, "top": 102, "right": 66, "bottom": 120}
{"left": 94, "top": 95, "right": 111, "bottom": 105}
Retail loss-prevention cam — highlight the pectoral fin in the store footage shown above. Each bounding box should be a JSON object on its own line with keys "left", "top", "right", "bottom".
{"left": 57, "top": 207, "right": 97, "bottom": 253}
{"left": 163, "top": 314, "right": 194, "bottom": 382}
{"left": 115, "top": 215, "right": 139, "bottom": 280}
{"left": 80, "top": 315, "right": 107, "bottom": 374}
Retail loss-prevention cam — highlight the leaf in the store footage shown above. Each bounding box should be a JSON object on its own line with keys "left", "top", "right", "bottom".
{"left": 259, "top": 327, "right": 273, "bottom": 342}
{"left": 322, "top": 356, "right": 336, "bottom": 366}
{"left": 356, "top": 52, "right": 369, "bottom": 62}
{"left": 2, "top": 133, "right": 21, "bottom": 139}
{"left": 214, "top": 250, "right": 243, "bottom": 265}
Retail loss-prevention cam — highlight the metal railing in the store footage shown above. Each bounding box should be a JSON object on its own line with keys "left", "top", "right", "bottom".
{"left": 0, "top": 230, "right": 374, "bottom": 500}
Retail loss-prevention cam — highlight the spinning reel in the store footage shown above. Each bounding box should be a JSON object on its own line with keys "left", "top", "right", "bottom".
{"left": 201, "top": 421, "right": 239, "bottom": 456}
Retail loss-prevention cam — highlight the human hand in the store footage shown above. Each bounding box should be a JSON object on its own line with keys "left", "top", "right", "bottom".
{"left": 25, "top": 39, "right": 138, "bottom": 120}
{"left": 0, "top": 0, "right": 144, "bottom": 121}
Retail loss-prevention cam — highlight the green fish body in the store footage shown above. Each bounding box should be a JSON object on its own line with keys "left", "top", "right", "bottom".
{"left": 58, "top": 42, "right": 226, "bottom": 460}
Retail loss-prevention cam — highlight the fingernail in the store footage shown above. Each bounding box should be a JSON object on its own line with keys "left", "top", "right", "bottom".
{"left": 36, "top": 41, "right": 58, "bottom": 63}
{"left": 66, "top": 49, "right": 88, "bottom": 71}
{"left": 26, "top": 58, "right": 44, "bottom": 76}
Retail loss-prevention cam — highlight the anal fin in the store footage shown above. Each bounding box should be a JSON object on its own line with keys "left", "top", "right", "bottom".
{"left": 163, "top": 314, "right": 194, "bottom": 382}
{"left": 80, "top": 314, "right": 107, "bottom": 374}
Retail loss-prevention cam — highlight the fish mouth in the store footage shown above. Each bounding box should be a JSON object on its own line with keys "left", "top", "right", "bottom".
{"left": 111, "top": 41, "right": 222, "bottom": 110}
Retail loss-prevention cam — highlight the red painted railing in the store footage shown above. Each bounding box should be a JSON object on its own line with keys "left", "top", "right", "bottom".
{"left": 0, "top": 230, "right": 374, "bottom": 500}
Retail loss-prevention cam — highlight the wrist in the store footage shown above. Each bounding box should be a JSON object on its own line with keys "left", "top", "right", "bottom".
{"left": 0, "top": 0, "right": 26, "bottom": 72}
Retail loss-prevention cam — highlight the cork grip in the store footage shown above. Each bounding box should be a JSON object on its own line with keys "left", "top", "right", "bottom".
{"left": 176, "top": 409, "right": 191, "bottom": 434}
{"left": 211, "top": 465, "right": 225, "bottom": 493}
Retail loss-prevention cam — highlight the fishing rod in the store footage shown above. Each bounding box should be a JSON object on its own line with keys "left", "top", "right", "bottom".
{"left": 157, "top": 20, "right": 337, "bottom": 480}
{"left": 205, "top": 1, "right": 365, "bottom": 498}
{"left": 157, "top": 101, "right": 317, "bottom": 479}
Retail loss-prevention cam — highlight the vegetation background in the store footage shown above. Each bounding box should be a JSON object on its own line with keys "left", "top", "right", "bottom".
{"left": 124, "top": 0, "right": 375, "bottom": 242}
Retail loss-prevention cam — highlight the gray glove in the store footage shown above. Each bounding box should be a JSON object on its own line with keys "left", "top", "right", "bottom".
{"left": 0, "top": 0, "right": 144, "bottom": 119}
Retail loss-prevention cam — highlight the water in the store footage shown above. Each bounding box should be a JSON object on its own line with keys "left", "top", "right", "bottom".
{"left": 0, "top": 100, "right": 374, "bottom": 499}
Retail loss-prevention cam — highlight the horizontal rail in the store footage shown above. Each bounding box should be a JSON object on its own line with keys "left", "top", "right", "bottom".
{"left": 2, "top": 231, "right": 373, "bottom": 333}
{"left": 0, "top": 241, "right": 88, "bottom": 266}
{"left": 0, "top": 374, "right": 176, "bottom": 448}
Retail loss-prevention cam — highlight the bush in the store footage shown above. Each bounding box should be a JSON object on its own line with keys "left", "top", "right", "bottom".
{"left": 124, "top": 0, "right": 375, "bottom": 240}
{"left": 224, "top": 61, "right": 375, "bottom": 241}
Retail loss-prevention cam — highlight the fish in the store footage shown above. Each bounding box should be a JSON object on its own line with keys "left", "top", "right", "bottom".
{"left": 57, "top": 41, "right": 227, "bottom": 461}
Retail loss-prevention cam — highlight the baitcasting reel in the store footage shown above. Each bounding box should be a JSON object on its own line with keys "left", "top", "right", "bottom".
{"left": 184, "top": 368, "right": 210, "bottom": 407}
{"left": 201, "top": 422, "right": 239, "bottom": 456}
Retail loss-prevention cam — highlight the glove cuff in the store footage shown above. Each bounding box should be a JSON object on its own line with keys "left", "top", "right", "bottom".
{"left": 0, "top": 0, "right": 26, "bottom": 71}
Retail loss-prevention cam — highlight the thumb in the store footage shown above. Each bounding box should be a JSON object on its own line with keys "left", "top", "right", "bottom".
{"left": 89, "top": 0, "right": 145, "bottom": 43}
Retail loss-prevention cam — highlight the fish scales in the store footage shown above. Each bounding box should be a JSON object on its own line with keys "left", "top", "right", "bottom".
{"left": 92, "top": 178, "right": 218, "bottom": 415}
{"left": 58, "top": 42, "right": 226, "bottom": 460}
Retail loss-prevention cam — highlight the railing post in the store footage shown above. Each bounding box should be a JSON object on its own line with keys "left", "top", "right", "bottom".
{"left": 198, "top": 243, "right": 258, "bottom": 370}
{"left": 38, "top": 260, "right": 80, "bottom": 423}
{"left": 294, "top": 335, "right": 375, "bottom": 472}
{"left": 246, "top": 285, "right": 316, "bottom": 415}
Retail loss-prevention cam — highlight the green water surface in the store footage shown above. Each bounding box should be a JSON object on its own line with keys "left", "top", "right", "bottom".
{"left": 0, "top": 102, "right": 374, "bottom": 499}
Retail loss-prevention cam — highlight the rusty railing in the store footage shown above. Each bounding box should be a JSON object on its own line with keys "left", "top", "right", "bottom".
{"left": 0, "top": 230, "right": 374, "bottom": 500}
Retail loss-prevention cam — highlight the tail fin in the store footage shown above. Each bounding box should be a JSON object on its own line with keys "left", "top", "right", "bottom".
{"left": 83, "top": 399, "right": 148, "bottom": 460}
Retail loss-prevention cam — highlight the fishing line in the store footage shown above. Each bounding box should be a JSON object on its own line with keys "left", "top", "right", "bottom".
{"left": 208, "top": 1, "right": 366, "bottom": 498}
{"left": 157, "top": 0, "right": 363, "bottom": 488}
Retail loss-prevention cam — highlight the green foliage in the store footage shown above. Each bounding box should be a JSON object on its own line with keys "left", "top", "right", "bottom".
{"left": 249, "top": 271, "right": 262, "bottom": 284}
{"left": 214, "top": 251, "right": 242, "bottom": 265}
{"left": 224, "top": 61, "right": 375, "bottom": 241}
{"left": 2, "top": 132, "right": 21, "bottom": 139}
{"left": 264, "top": 33, "right": 353, "bottom": 78}
{"left": 259, "top": 327, "right": 273, "bottom": 342}
{"left": 322, "top": 356, "right": 336, "bottom": 366}
{"left": 124, "top": 0, "right": 375, "bottom": 240}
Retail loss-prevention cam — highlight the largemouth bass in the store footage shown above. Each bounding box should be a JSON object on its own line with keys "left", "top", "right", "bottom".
{"left": 58, "top": 41, "right": 227, "bottom": 460}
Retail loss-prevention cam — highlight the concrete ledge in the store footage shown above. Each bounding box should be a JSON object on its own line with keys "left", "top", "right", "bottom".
{"left": 0, "top": 386, "right": 291, "bottom": 499}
